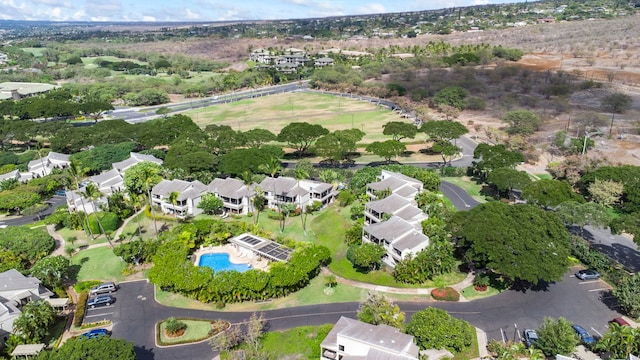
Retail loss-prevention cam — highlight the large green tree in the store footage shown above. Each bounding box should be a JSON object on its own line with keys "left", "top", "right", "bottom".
{"left": 433, "top": 86, "right": 468, "bottom": 110}
{"left": 12, "top": 300, "right": 55, "bottom": 343}
{"left": 453, "top": 202, "right": 571, "bottom": 285}
{"left": 313, "top": 129, "right": 364, "bottom": 162}
{"left": 472, "top": 144, "right": 524, "bottom": 179}
{"left": 382, "top": 121, "right": 417, "bottom": 141}
{"left": 534, "top": 317, "right": 579, "bottom": 356}
{"left": 502, "top": 110, "right": 542, "bottom": 135}
{"left": 420, "top": 120, "right": 468, "bottom": 142}
{"left": 486, "top": 167, "right": 531, "bottom": 197}
{"left": 277, "top": 122, "right": 328, "bottom": 156}
{"left": 30, "top": 256, "right": 70, "bottom": 289}
{"left": 0, "top": 226, "right": 55, "bottom": 266}
{"left": 522, "top": 179, "right": 584, "bottom": 209}
{"left": 365, "top": 140, "right": 406, "bottom": 163}
{"left": 406, "top": 307, "right": 474, "bottom": 352}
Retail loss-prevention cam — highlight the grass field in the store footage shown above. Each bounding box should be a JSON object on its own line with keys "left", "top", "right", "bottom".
{"left": 71, "top": 246, "right": 126, "bottom": 282}
{"left": 185, "top": 92, "right": 411, "bottom": 143}
{"left": 21, "top": 47, "right": 44, "bottom": 57}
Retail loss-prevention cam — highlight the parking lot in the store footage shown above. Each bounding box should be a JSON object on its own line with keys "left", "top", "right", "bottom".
{"left": 486, "top": 269, "right": 618, "bottom": 344}
{"left": 83, "top": 292, "right": 119, "bottom": 326}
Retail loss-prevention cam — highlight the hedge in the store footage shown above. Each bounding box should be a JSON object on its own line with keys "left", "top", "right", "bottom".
{"left": 73, "top": 291, "right": 88, "bottom": 327}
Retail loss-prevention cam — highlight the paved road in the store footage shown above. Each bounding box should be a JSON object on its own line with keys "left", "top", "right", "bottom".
{"left": 0, "top": 195, "right": 66, "bottom": 227}
{"left": 582, "top": 225, "right": 640, "bottom": 273}
{"left": 113, "top": 270, "right": 620, "bottom": 360}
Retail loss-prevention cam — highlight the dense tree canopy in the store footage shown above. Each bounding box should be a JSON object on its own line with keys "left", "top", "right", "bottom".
{"left": 534, "top": 317, "right": 579, "bottom": 356}
{"left": 357, "top": 293, "right": 405, "bottom": 328}
{"left": 277, "top": 122, "right": 329, "bottom": 156}
{"left": 0, "top": 226, "right": 55, "bottom": 267}
{"left": 501, "top": 110, "right": 542, "bottom": 135}
{"left": 365, "top": 140, "right": 406, "bottom": 162}
{"left": 452, "top": 202, "right": 571, "bottom": 285}
{"left": 486, "top": 167, "right": 531, "bottom": 195}
{"left": 35, "top": 337, "right": 136, "bottom": 360}
{"left": 69, "top": 142, "right": 137, "bottom": 175}
{"left": 472, "top": 144, "right": 525, "bottom": 178}
{"left": 522, "top": 179, "right": 584, "bottom": 209}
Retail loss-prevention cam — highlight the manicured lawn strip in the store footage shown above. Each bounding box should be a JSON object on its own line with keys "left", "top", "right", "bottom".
{"left": 21, "top": 47, "right": 44, "bottom": 57}
{"left": 461, "top": 285, "right": 502, "bottom": 300}
{"left": 57, "top": 227, "right": 109, "bottom": 247}
{"left": 534, "top": 173, "right": 553, "bottom": 180}
{"left": 451, "top": 328, "right": 479, "bottom": 360}
{"left": 71, "top": 247, "right": 126, "bottom": 282}
{"left": 158, "top": 319, "right": 214, "bottom": 345}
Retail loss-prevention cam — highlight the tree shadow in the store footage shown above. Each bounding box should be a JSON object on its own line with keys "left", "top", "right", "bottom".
{"left": 67, "top": 264, "right": 82, "bottom": 282}
{"left": 134, "top": 345, "right": 155, "bottom": 360}
{"left": 599, "top": 289, "right": 622, "bottom": 313}
{"left": 510, "top": 279, "right": 552, "bottom": 293}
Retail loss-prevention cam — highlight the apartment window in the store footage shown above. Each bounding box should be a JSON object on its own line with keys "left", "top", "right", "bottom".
{"left": 338, "top": 345, "right": 344, "bottom": 351}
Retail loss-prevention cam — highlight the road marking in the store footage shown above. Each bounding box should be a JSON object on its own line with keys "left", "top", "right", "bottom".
{"left": 591, "top": 327, "right": 603, "bottom": 337}
{"left": 579, "top": 280, "right": 601, "bottom": 284}
{"left": 589, "top": 288, "right": 609, "bottom": 292}
{"left": 85, "top": 312, "right": 114, "bottom": 318}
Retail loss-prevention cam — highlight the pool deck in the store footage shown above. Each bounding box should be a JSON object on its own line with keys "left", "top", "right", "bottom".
{"left": 194, "top": 244, "right": 270, "bottom": 271}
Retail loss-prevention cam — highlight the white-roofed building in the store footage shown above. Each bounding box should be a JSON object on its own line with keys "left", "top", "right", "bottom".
{"left": 21, "top": 151, "right": 70, "bottom": 180}
{"left": 151, "top": 179, "right": 208, "bottom": 219}
{"left": 258, "top": 176, "right": 335, "bottom": 211}
{"left": 207, "top": 178, "right": 255, "bottom": 215}
{"left": 112, "top": 152, "right": 163, "bottom": 175}
{"left": 320, "top": 316, "right": 419, "bottom": 360}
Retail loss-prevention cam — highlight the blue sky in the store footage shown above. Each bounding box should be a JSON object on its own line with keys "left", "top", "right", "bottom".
{"left": 0, "top": 0, "right": 527, "bottom": 22}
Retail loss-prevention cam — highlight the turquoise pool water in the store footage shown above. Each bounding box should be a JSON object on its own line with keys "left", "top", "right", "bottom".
{"left": 198, "top": 253, "right": 252, "bottom": 273}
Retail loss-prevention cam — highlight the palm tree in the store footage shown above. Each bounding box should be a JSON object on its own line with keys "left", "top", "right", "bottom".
{"left": 294, "top": 167, "right": 309, "bottom": 234}
{"left": 126, "top": 192, "right": 143, "bottom": 238}
{"left": 240, "top": 171, "right": 254, "bottom": 215}
{"left": 139, "top": 168, "right": 161, "bottom": 239}
{"left": 252, "top": 189, "right": 266, "bottom": 225}
{"left": 66, "top": 163, "right": 95, "bottom": 241}
{"left": 168, "top": 191, "right": 180, "bottom": 220}
{"left": 82, "top": 183, "right": 113, "bottom": 247}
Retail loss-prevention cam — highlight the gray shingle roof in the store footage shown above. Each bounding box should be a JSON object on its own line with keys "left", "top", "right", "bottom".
{"left": 90, "top": 169, "right": 122, "bottom": 188}
{"left": 365, "top": 216, "right": 415, "bottom": 241}
{"left": 208, "top": 178, "right": 254, "bottom": 199}
{"left": 177, "top": 181, "right": 208, "bottom": 201}
{"left": 366, "top": 193, "right": 412, "bottom": 214}
{"left": 0, "top": 269, "right": 41, "bottom": 292}
{"left": 152, "top": 179, "right": 191, "bottom": 197}
{"left": 113, "top": 152, "right": 163, "bottom": 173}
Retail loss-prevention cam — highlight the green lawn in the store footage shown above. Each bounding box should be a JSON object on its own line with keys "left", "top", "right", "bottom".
{"left": 21, "top": 47, "right": 44, "bottom": 57}
{"left": 461, "top": 284, "right": 502, "bottom": 300}
{"left": 70, "top": 247, "right": 126, "bottom": 282}
{"left": 158, "top": 319, "right": 213, "bottom": 345}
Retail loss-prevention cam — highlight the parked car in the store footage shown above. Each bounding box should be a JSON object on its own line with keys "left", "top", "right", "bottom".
{"left": 87, "top": 295, "right": 113, "bottom": 308}
{"left": 90, "top": 282, "right": 117, "bottom": 295}
{"left": 523, "top": 329, "right": 539, "bottom": 348}
{"left": 609, "top": 317, "right": 630, "bottom": 327}
{"left": 80, "top": 328, "right": 109, "bottom": 339}
{"left": 572, "top": 324, "right": 595, "bottom": 344}
{"left": 576, "top": 269, "right": 600, "bottom": 280}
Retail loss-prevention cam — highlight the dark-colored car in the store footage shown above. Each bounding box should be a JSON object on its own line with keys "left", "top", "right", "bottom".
{"left": 86, "top": 295, "right": 113, "bottom": 308}
{"left": 523, "top": 329, "right": 539, "bottom": 348}
{"left": 609, "top": 317, "right": 630, "bottom": 327}
{"left": 572, "top": 324, "right": 595, "bottom": 344}
{"left": 80, "top": 328, "right": 109, "bottom": 339}
{"left": 576, "top": 269, "right": 600, "bottom": 280}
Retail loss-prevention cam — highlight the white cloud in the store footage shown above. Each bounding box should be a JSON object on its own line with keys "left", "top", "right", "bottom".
{"left": 142, "top": 15, "right": 156, "bottom": 21}
{"left": 32, "top": 0, "right": 72, "bottom": 8}
{"left": 184, "top": 8, "right": 201, "bottom": 20}
{"left": 356, "top": 3, "right": 387, "bottom": 14}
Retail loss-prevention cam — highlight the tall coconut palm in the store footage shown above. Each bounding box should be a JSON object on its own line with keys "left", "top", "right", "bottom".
{"left": 139, "top": 167, "right": 161, "bottom": 239}
{"left": 294, "top": 167, "right": 309, "bottom": 234}
{"left": 240, "top": 170, "right": 254, "bottom": 214}
{"left": 82, "top": 183, "right": 113, "bottom": 247}
{"left": 126, "top": 191, "right": 143, "bottom": 238}
{"left": 66, "top": 163, "right": 95, "bottom": 241}
{"left": 259, "top": 157, "right": 282, "bottom": 178}
{"left": 252, "top": 188, "right": 266, "bottom": 225}
{"left": 168, "top": 191, "right": 180, "bottom": 220}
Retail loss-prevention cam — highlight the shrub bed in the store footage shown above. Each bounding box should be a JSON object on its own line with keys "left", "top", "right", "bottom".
{"left": 571, "top": 236, "right": 631, "bottom": 286}
{"left": 73, "top": 291, "right": 88, "bottom": 327}
{"left": 156, "top": 318, "right": 229, "bottom": 346}
{"left": 431, "top": 287, "right": 460, "bottom": 301}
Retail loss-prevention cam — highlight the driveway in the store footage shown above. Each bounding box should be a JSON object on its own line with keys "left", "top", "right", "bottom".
{"left": 0, "top": 195, "right": 66, "bottom": 227}
{"left": 112, "top": 271, "right": 621, "bottom": 360}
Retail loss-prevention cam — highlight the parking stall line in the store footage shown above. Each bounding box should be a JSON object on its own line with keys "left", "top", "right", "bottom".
{"left": 588, "top": 288, "right": 610, "bottom": 292}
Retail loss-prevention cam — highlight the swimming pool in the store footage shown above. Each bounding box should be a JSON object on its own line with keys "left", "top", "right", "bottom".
{"left": 198, "top": 253, "right": 252, "bottom": 273}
